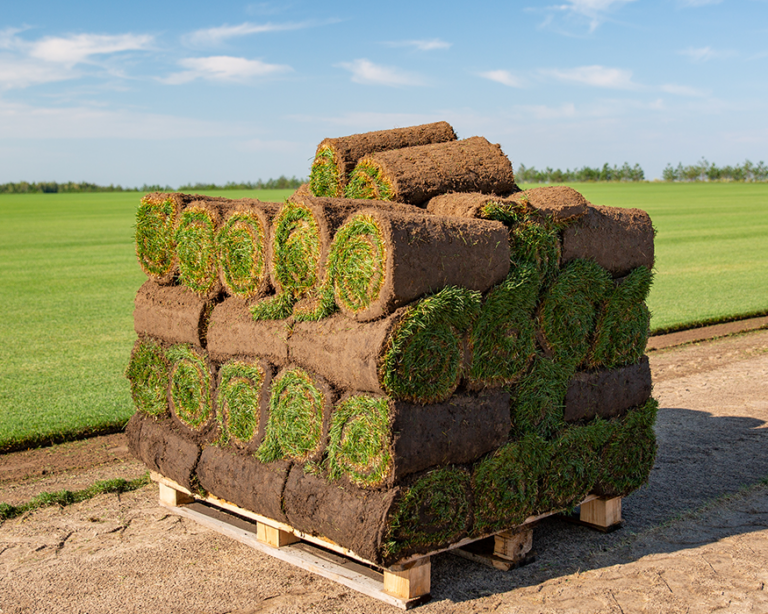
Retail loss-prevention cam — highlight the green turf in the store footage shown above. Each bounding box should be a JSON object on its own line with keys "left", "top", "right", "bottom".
{"left": 527, "top": 182, "right": 768, "bottom": 332}
{"left": 0, "top": 189, "right": 294, "bottom": 452}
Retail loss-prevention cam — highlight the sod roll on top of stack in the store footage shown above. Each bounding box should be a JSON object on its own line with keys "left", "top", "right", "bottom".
{"left": 126, "top": 121, "right": 657, "bottom": 566}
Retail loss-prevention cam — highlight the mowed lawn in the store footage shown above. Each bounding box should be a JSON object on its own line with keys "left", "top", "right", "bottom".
{"left": 0, "top": 190, "right": 294, "bottom": 451}
{"left": 0, "top": 183, "right": 766, "bottom": 450}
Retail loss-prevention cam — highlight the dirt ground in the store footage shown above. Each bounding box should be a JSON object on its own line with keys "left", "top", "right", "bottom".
{"left": 2, "top": 329, "right": 768, "bottom": 614}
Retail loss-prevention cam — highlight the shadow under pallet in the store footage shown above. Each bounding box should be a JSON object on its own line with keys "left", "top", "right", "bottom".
{"left": 151, "top": 472, "right": 622, "bottom": 609}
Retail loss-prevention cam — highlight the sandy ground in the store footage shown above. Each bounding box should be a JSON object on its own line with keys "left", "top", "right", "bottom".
{"left": 1, "top": 329, "right": 768, "bottom": 614}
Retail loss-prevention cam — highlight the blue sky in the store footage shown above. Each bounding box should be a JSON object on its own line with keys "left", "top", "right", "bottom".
{"left": 1, "top": 0, "right": 766, "bottom": 184}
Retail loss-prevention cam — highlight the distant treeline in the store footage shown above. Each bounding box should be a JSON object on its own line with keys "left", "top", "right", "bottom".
{"left": 516, "top": 163, "right": 646, "bottom": 183}
{"left": 662, "top": 159, "right": 768, "bottom": 182}
{"left": 0, "top": 176, "right": 306, "bottom": 194}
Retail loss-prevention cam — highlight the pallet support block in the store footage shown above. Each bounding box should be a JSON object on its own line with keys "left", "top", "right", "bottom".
{"left": 158, "top": 481, "right": 195, "bottom": 507}
{"left": 494, "top": 527, "right": 534, "bottom": 561}
{"left": 383, "top": 558, "right": 431, "bottom": 600}
{"left": 257, "top": 522, "right": 300, "bottom": 548}
{"left": 580, "top": 496, "right": 622, "bottom": 529}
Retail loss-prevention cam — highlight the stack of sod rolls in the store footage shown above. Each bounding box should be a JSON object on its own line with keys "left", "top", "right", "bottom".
{"left": 126, "top": 122, "right": 657, "bottom": 567}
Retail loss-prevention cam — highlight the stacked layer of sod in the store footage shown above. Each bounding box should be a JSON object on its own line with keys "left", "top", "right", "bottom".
{"left": 326, "top": 208, "right": 510, "bottom": 321}
{"left": 344, "top": 137, "right": 518, "bottom": 206}
{"left": 126, "top": 129, "right": 659, "bottom": 568}
{"left": 310, "top": 121, "right": 457, "bottom": 197}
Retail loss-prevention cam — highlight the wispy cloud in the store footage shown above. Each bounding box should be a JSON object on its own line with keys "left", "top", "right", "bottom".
{"left": 0, "top": 58, "right": 75, "bottom": 89}
{"left": 479, "top": 70, "right": 525, "bottom": 88}
{"left": 164, "top": 56, "right": 292, "bottom": 84}
{"left": 678, "top": 0, "right": 723, "bottom": 6}
{"left": 679, "top": 46, "right": 736, "bottom": 62}
{"left": 542, "top": 65, "right": 637, "bottom": 89}
{"left": 29, "top": 33, "right": 153, "bottom": 66}
{"left": 661, "top": 83, "right": 709, "bottom": 97}
{"left": 542, "top": 0, "right": 637, "bottom": 33}
{"left": 185, "top": 21, "right": 314, "bottom": 46}
{"left": 337, "top": 59, "right": 423, "bottom": 87}
{"left": 383, "top": 39, "right": 451, "bottom": 51}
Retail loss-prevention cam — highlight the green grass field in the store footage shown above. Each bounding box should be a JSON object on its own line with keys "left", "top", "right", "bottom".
{"left": 0, "top": 183, "right": 766, "bottom": 451}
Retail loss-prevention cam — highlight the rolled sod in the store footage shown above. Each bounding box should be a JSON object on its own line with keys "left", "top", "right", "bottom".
{"left": 125, "top": 336, "right": 171, "bottom": 417}
{"left": 536, "top": 422, "right": 605, "bottom": 513}
{"left": 216, "top": 358, "right": 273, "bottom": 451}
{"left": 133, "top": 280, "right": 213, "bottom": 347}
{"left": 125, "top": 412, "right": 201, "bottom": 491}
{"left": 510, "top": 355, "right": 573, "bottom": 439}
{"left": 561, "top": 204, "right": 655, "bottom": 278}
{"left": 196, "top": 446, "right": 290, "bottom": 523}
{"left": 472, "top": 433, "right": 552, "bottom": 535}
{"left": 216, "top": 201, "right": 281, "bottom": 300}
{"left": 288, "top": 286, "right": 481, "bottom": 404}
{"left": 426, "top": 186, "right": 587, "bottom": 225}
{"left": 167, "top": 344, "right": 216, "bottom": 441}
{"left": 382, "top": 466, "right": 473, "bottom": 561}
{"left": 345, "top": 137, "right": 518, "bottom": 206}
{"left": 309, "top": 121, "right": 457, "bottom": 197}
{"left": 594, "top": 397, "right": 658, "bottom": 497}
{"left": 588, "top": 265, "right": 653, "bottom": 369}
{"left": 536, "top": 259, "right": 613, "bottom": 366}
{"left": 328, "top": 208, "right": 510, "bottom": 321}
{"left": 206, "top": 297, "right": 290, "bottom": 365}
{"left": 256, "top": 366, "right": 334, "bottom": 464}
{"left": 174, "top": 202, "right": 222, "bottom": 298}
{"left": 466, "top": 263, "right": 540, "bottom": 389}
{"left": 326, "top": 389, "right": 510, "bottom": 489}
{"left": 259, "top": 195, "right": 424, "bottom": 321}
{"left": 565, "top": 356, "right": 652, "bottom": 423}
{"left": 135, "top": 192, "right": 197, "bottom": 284}
{"left": 282, "top": 465, "right": 400, "bottom": 565}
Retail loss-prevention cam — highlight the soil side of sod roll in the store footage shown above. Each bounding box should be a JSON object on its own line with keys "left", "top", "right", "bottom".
{"left": 215, "top": 357, "right": 273, "bottom": 454}
{"left": 195, "top": 446, "right": 290, "bottom": 523}
{"left": 330, "top": 208, "right": 510, "bottom": 321}
{"left": 206, "top": 297, "right": 291, "bottom": 365}
{"left": 561, "top": 204, "right": 655, "bottom": 278}
{"left": 281, "top": 464, "right": 400, "bottom": 565}
{"left": 346, "top": 137, "right": 517, "bottom": 206}
{"left": 426, "top": 186, "right": 588, "bottom": 224}
{"left": 564, "top": 356, "right": 653, "bottom": 422}
{"left": 125, "top": 412, "right": 201, "bottom": 491}
{"left": 310, "top": 121, "right": 457, "bottom": 197}
{"left": 133, "top": 280, "right": 214, "bottom": 347}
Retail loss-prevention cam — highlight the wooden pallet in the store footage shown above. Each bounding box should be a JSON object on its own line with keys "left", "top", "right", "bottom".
{"left": 151, "top": 472, "right": 621, "bottom": 609}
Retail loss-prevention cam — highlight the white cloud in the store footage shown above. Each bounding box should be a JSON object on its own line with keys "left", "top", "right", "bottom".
{"left": 0, "top": 57, "right": 76, "bottom": 89}
{"left": 678, "top": 0, "right": 723, "bottom": 6}
{"left": 164, "top": 56, "right": 292, "bottom": 84}
{"left": 661, "top": 83, "right": 709, "bottom": 97}
{"left": 479, "top": 70, "right": 525, "bottom": 88}
{"left": 384, "top": 39, "right": 451, "bottom": 51}
{"left": 679, "top": 46, "right": 735, "bottom": 62}
{"left": 544, "top": 0, "right": 637, "bottom": 32}
{"left": 185, "top": 21, "right": 311, "bottom": 46}
{"left": 29, "top": 33, "right": 153, "bottom": 66}
{"left": 542, "top": 65, "right": 637, "bottom": 89}
{"left": 337, "top": 59, "right": 422, "bottom": 87}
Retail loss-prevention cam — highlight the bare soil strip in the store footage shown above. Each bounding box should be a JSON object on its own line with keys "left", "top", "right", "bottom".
{"left": 2, "top": 330, "right": 768, "bottom": 613}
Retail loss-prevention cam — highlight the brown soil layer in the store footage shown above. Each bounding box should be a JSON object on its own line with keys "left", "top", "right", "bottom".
{"left": 206, "top": 297, "right": 291, "bottom": 364}
{"left": 281, "top": 465, "right": 399, "bottom": 565}
{"left": 315, "top": 121, "right": 457, "bottom": 194}
{"left": 361, "top": 136, "right": 517, "bottom": 206}
{"left": 648, "top": 315, "right": 768, "bottom": 350}
{"left": 561, "top": 204, "right": 655, "bottom": 277}
{"left": 564, "top": 356, "right": 652, "bottom": 422}
{"left": 287, "top": 312, "right": 401, "bottom": 395}
{"left": 337, "top": 208, "right": 510, "bottom": 321}
{"left": 125, "top": 413, "right": 200, "bottom": 491}
{"left": 426, "top": 186, "right": 588, "bottom": 224}
{"left": 389, "top": 389, "right": 510, "bottom": 484}
{"left": 195, "top": 446, "right": 290, "bottom": 523}
{"left": 133, "top": 280, "right": 213, "bottom": 347}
